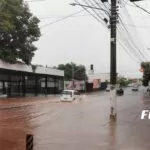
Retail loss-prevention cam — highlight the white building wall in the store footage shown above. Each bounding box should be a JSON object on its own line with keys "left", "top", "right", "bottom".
{"left": 88, "top": 73, "right": 110, "bottom": 83}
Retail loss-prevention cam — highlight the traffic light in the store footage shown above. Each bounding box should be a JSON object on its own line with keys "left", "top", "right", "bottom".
{"left": 104, "top": 18, "right": 108, "bottom": 24}
{"left": 90, "top": 64, "right": 93, "bottom": 70}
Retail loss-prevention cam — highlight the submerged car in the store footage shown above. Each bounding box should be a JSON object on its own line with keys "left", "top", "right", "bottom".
{"left": 60, "top": 90, "right": 81, "bottom": 102}
{"left": 132, "top": 86, "right": 138, "bottom": 91}
{"left": 116, "top": 88, "right": 124, "bottom": 95}
{"left": 106, "top": 85, "right": 111, "bottom": 92}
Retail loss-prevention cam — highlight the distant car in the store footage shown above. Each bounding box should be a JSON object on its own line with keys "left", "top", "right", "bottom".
{"left": 106, "top": 85, "right": 110, "bottom": 92}
{"left": 60, "top": 90, "right": 81, "bottom": 102}
{"left": 116, "top": 88, "right": 124, "bottom": 95}
{"left": 147, "top": 88, "right": 150, "bottom": 92}
{"left": 132, "top": 86, "right": 138, "bottom": 91}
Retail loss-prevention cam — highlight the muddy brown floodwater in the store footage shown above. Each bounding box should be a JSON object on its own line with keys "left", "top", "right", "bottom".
{"left": 0, "top": 87, "right": 150, "bottom": 150}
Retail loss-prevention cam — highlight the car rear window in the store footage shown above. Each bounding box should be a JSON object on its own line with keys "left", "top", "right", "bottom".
{"left": 74, "top": 91, "right": 80, "bottom": 95}
{"left": 62, "top": 91, "right": 72, "bottom": 95}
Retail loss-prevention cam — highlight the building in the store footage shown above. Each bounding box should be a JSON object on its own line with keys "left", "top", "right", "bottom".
{"left": 88, "top": 73, "right": 110, "bottom": 90}
{"left": 64, "top": 80, "right": 85, "bottom": 91}
{"left": 0, "top": 60, "right": 64, "bottom": 97}
{"left": 87, "top": 64, "right": 110, "bottom": 90}
{"left": 88, "top": 73, "right": 110, "bottom": 83}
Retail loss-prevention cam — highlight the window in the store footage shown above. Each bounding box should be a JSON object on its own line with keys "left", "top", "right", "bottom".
{"left": 74, "top": 91, "right": 80, "bottom": 95}
{"left": 62, "top": 91, "right": 72, "bottom": 95}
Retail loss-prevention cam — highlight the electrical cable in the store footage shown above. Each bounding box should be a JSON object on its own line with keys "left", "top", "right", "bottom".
{"left": 133, "top": 2, "right": 150, "bottom": 15}
{"left": 122, "top": 0, "right": 150, "bottom": 15}
{"left": 74, "top": 0, "right": 109, "bottom": 28}
{"left": 117, "top": 25, "right": 144, "bottom": 62}
{"left": 119, "top": 16, "right": 147, "bottom": 61}
{"left": 40, "top": 10, "right": 84, "bottom": 28}
{"left": 82, "top": 0, "right": 105, "bottom": 21}
{"left": 91, "top": 0, "right": 110, "bottom": 17}
{"left": 119, "top": 5, "right": 148, "bottom": 61}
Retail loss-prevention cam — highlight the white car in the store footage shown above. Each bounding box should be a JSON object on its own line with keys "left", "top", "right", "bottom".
{"left": 132, "top": 85, "right": 139, "bottom": 91}
{"left": 60, "top": 90, "right": 81, "bottom": 102}
{"left": 106, "top": 85, "right": 110, "bottom": 92}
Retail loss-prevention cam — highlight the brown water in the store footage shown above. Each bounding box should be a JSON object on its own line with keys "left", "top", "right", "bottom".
{"left": 0, "top": 88, "right": 150, "bottom": 150}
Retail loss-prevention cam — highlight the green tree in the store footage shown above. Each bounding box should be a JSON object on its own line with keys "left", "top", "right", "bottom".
{"left": 117, "top": 76, "right": 131, "bottom": 87}
{"left": 57, "top": 62, "right": 88, "bottom": 81}
{"left": 141, "top": 62, "right": 150, "bottom": 86}
{"left": 0, "top": 0, "right": 41, "bottom": 64}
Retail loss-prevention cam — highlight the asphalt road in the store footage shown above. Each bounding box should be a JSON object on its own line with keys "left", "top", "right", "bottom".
{"left": 0, "top": 87, "right": 150, "bottom": 150}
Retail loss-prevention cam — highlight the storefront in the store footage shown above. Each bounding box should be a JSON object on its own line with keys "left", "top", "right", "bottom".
{"left": 0, "top": 60, "right": 64, "bottom": 97}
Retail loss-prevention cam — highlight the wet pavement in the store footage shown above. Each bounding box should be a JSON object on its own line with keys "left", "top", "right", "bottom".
{"left": 0, "top": 87, "right": 150, "bottom": 150}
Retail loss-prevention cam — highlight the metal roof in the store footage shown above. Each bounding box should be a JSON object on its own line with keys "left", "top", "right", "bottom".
{"left": 0, "top": 59, "right": 64, "bottom": 77}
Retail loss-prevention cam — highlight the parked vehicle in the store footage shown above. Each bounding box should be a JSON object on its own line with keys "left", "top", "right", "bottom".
{"left": 132, "top": 86, "right": 138, "bottom": 91}
{"left": 60, "top": 90, "right": 81, "bottom": 102}
{"left": 106, "top": 85, "right": 110, "bottom": 92}
{"left": 116, "top": 88, "right": 124, "bottom": 95}
{"left": 132, "top": 82, "right": 139, "bottom": 92}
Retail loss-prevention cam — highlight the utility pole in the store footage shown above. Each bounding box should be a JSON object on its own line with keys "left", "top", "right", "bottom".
{"left": 70, "top": 0, "right": 119, "bottom": 119}
{"left": 110, "top": 0, "right": 118, "bottom": 119}
{"left": 71, "top": 62, "right": 75, "bottom": 89}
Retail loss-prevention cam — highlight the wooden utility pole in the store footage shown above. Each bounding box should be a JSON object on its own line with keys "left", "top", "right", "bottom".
{"left": 110, "top": 0, "right": 117, "bottom": 119}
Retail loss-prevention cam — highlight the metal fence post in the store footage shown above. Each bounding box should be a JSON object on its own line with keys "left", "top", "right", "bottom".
{"left": 26, "top": 134, "right": 33, "bottom": 150}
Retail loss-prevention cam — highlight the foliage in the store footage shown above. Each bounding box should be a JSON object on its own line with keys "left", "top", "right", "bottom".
{"left": 31, "top": 64, "right": 37, "bottom": 72}
{"left": 0, "top": 0, "right": 41, "bottom": 64}
{"left": 57, "top": 62, "right": 88, "bottom": 81}
{"left": 117, "top": 76, "right": 132, "bottom": 87}
{"left": 141, "top": 62, "right": 150, "bottom": 86}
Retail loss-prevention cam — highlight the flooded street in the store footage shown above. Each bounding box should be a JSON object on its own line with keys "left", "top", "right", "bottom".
{"left": 0, "top": 87, "right": 150, "bottom": 150}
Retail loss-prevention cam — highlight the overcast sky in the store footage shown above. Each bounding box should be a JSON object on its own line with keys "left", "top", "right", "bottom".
{"left": 26, "top": 0, "right": 150, "bottom": 78}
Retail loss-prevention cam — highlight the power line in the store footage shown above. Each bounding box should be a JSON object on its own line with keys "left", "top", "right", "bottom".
{"left": 118, "top": 21, "right": 147, "bottom": 62}
{"left": 39, "top": 14, "right": 90, "bottom": 20}
{"left": 91, "top": 0, "right": 110, "bottom": 17}
{"left": 117, "top": 14, "right": 145, "bottom": 62}
{"left": 117, "top": 23, "right": 143, "bottom": 62}
{"left": 74, "top": 0, "right": 144, "bottom": 63}
{"left": 40, "top": 10, "right": 84, "bottom": 28}
{"left": 72, "top": 0, "right": 146, "bottom": 63}
{"left": 117, "top": 38, "right": 141, "bottom": 63}
{"left": 121, "top": 0, "right": 136, "bottom": 7}
{"left": 119, "top": 5, "right": 148, "bottom": 61}
{"left": 120, "top": 23, "right": 150, "bottom": 29}
{"left": 74, "top": 0, "right": 108, "bottom": 29}
{"left": 117, "top": 26, "right": 144, "bottom": 62}
{"left": 122, "top": 0, "right": 150, "bottom": 15}
{"left": 83, "top": 0, "right": 105, "bottom": 21}
{"left": 133, "top": 2, "right": 150, "bottom": 15}
{"left": 119, "top": 16, "right": 147, "bottom": 61}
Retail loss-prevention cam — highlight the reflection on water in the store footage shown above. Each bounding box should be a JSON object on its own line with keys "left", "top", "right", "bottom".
{"left": 0, "top": 89, "right": 150, "bottom": 149}
{"left": 108, "top": 117, "right": 117, "bottom": 149}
